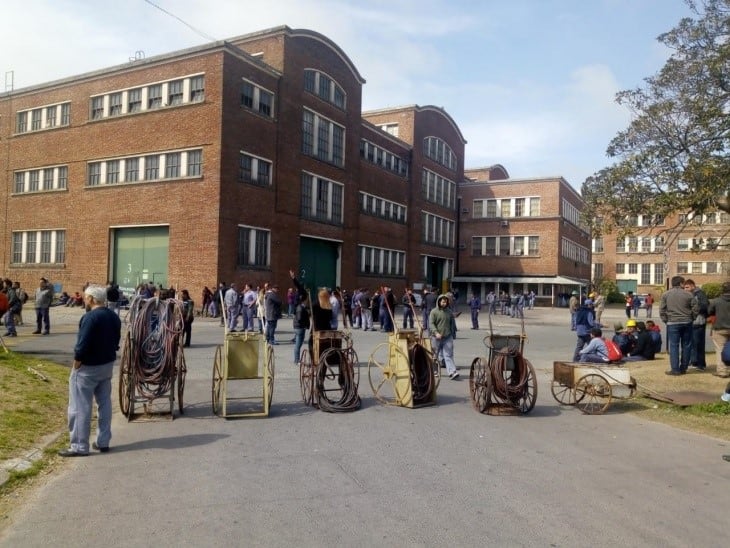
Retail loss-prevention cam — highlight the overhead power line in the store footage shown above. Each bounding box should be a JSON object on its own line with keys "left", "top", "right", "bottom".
{"left": 143, "top": 0, "right": 218, "bottom": 43}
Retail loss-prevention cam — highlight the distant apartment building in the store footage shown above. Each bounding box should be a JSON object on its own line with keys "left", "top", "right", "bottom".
{"left": 0, "top": 26, "right": 464, "bottom": 297}
{"left": 592, "top": 211, "right": 730, "bottom": 294}
{"left": 453, "top": 167, "right": 592, "bottom": 305}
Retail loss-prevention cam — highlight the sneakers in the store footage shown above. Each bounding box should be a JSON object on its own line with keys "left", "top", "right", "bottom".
{"left": 449, "top": 371, "right": 460, "bottom": 380}
{"left": 92, "top": 442, "right": 109, "bottom": 453}
{"left": 58, "top": 448, "right": 89, "bottom": 457}
{"left": 665, "top": 370, "right": 684, "bottom": 376}
{"left": 721, "top": 393, "right": 730, "bottom": 403}
{"left": 32, "top": 330, "right": 41, "bottom": 334}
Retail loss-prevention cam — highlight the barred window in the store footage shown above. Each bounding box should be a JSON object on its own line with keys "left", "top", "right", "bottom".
{"left": 237, "top": 226, "right": 270, "bottom": 267}
{"left": 165, "top": 153, "right": 181, "bottom": 178}
{"left": 109, "top": 92, "right": 123, "bottom": 116}
{"left": 128, "top": 88, "right": 142, "bottom": 113}
{"left": 187, "top": 150, "right": 202, "bottom": 177}
{"left": 168, "top": 80, "right": 184, "bottom": 106}
{"left": 190, "top": 75, "right": 205, "bottom": 102}
{"left": 148, "top": 84, "right": 162, "bottom": 109}
{"left": 107, "top": 160, "right": 120, "bottom": 184}
{"left": 144, "top": 156, "right": 159, "bottom": 180}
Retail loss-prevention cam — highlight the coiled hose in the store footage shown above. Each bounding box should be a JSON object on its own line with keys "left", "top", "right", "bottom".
{"left": 315, "top": 347, "right": 361, "bottom": 413}
{"left": 489, "top": 349, "right": 530, "bottom": 407}
{"left": 409, "top": 343, "right": 436, "bottom": 405}
{"left": 127, "top": 296, "right": 184, "bottom": 401}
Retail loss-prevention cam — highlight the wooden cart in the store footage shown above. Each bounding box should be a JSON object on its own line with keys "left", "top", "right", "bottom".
{"left": 550, "top": 361, "right": 636, "bottom": 414}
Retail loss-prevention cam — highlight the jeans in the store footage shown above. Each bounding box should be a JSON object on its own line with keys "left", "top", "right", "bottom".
{"left": 431, "top": 334, "right": 456, "bottom": 375}
{"left": 265, "top": 318, "right": 278, "bottom": 344}
{"left": 573, "top": 334, "right": 591, "bottom": 362}
{"left": 35, "top": 307, "right": 50, "bottom": 333}
{"left": 68, "top": 362, "right": 114, "bottom": 453}
{"left": 403, "top": 308, "right": 414, "bottom": 329}
{"left": 470, "top": 309, "right": 479, "bottom": 329}
{"left": 294, "top": 328, "right": 306, "bottom": 362}
{"left": 690, "top": 324, "right": 707, "bottom": 368}
{"left": 666, "top": 322, "right": 693, "bottom": 373}
{"left": 227, "top": 306, "right": 240, "bottom": 330}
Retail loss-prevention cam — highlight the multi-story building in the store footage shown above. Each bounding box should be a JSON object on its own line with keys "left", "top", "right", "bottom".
{"left": 592, "top": 211, "right": 729, "bottom": 294}
{"left": 453, "top": 168, "right": 592, "bottom": 305}
{"left": 0, "top": 26, "right": 464, "bottom": 297}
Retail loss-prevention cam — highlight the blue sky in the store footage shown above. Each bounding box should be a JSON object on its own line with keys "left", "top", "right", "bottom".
{"left": 2, "top": 0, "right": 695, "bottom": 187}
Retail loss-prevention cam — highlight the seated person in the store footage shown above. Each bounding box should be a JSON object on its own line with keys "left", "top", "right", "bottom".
{"left": 624, "top": 321, "right": 656, "bottom": 361}
{"left": 67, "top": 291, "right": 83, "bottom": 307}
{"left": 612, "top": 319, "right": 638, "bottom": 356}
{"left": 645, "top": 320, "right": 663, "bottom": 354}
{"left": 57, "top": 291, "right": 70, "bottom": 306}
{"left": 579, "top": 327, "right": 610, "bottom": 364}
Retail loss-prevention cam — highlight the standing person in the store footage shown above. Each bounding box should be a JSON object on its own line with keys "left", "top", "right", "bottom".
{"left": 286, "top": 287, "right": 296, "bottom": 318}
{"left": 211, "top": 282, "right": 226, "bottom": 323}
{"left": 330, "top": 288, "right": 342, "bottom": 329}
{"left": 568, "top": 290, "right": 579, "bottom": 330}
{"left": 105, "top": 281, "right": 120, "bottom": 315}
{"left": 33, "top": 277, "right": 53, "bottom": 335}
{"left": 180, "top": 289, "right": 194, "bottom": 347}
{"left": 359, "top": 288, "right": 373, "bottom": 331}
{"left": 572, "top": 299, "right": 596, "bottom": 361}
{"left": 593, "top": 291, "right": 606, "bottom": 326}
{"left": 381, "top": 287, "right": 396, "bottom": 333}
{"left": 708, "top": 281, "right": 730, "bottom": 378}
{"left": 224, "top": 283, "right": 240, "bottom": 331}
{"left": 241, "top": 284, "right": 257, "bottom": 330}
{"left": 632, "top": 293, "right": 641, "bottom": 318}
{"left": 660, "top": 276, "right": 699, "bottom": 376}
{"left": 264, "top": 284, "right": 282, "bottom": 345}
{"left": 2, "top": 279, "right": 19, "bottom": 337}
{"left": 468, "top": 292, "right": 481, "bottom": 329}
{"left": 422, "top": 288, "right": 437, "bottom": 331}
{"left": 644, "top": 293, "right": 654, "bottom": 318}
{"left": 59, "top": 285, "right": 121, "bottom": 457}
{"left": 684, "top": 279, "right": 709, "bottom": 371}
{"left": 486, "top": 291, "right": 496, "bottom": 315}
{"left": 293, "top": 292, "right": 310, "bottom": 364}
{"left": 402, "top": 288, "right": 416, "bottom": 329}
{"left": 201, "top": 286, "right": 213, "bottom": 317}
{"left": 625, "top": 292, "right": 634, "bottom": 319}
{"left": 430, "top": 294, "right": 459, "bottom": 379}
{"left": 342, "top": 289, "right": 353, "bottom": 327}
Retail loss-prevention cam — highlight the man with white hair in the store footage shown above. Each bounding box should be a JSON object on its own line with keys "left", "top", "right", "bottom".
{"left": 59, "top": 285, "right": 121, "bottom": 457}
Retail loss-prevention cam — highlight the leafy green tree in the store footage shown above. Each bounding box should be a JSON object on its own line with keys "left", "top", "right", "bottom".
{"left": 583, "top": 0, "right": 730, "bottom": 237}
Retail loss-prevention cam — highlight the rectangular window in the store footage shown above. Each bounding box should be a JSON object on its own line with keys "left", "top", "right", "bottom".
{"left": 513, "top": 237, "right": 525, "bottom": 255}
{"left": 46, "top": 105, "right": 57, "bottom": 127}
{"left": 594, "top": 263, "right": 604, "bottom": 281}
{"left": 241, "top": 81, "right": 254, "bottom": 108}
{"left": 56, "top": 231, "right": 66, "bottom": 263}
{"left": 43, "top": 169, "right": 54, "bottom": 190}
{"left": 677, "top": 262, "right": 689, "bottom": 274}
{"left": 109, "top": 92, "right": 123, "bottom": 116}
{"left": 91, "top": 97, "right": 104, "bottom": 120}
{"left": 514, "top": 198, "right": 525, "bottom": 217}
{"left": 31, "top": 109, "right": 42, "bottom": 130}
{"left": 692, "top": 262, "right": 702, "bottom": 274}
{"left": 126, "top": 158, "right": 139, "bottom": 182}
{"left": 40, "top": 231, "right": 52, "bottom": 263}
{"left": 677, "top": 239, "right": 689, "bottom": 251}
{"left": 128, "top": 88, "right": 142, "bottom": 113}
{"left": 302, "top": 110, "right": 314, "bottom": 156}
{"left": 14, "top": 172, "right": 24, "bottom": 193}
{"left": 107, "top": 160, "right": 120, "bottom": 184}
{"left": 12, "top": 233, "right": 22, "bottom": 264}
{"left": 301, "top": 173, "right": 343, "bottom": 225}
{"left": 58, "top": 166, "right": 68, "bottom": 189}
{"left": 148, "top": 84, "right": 162, "bottom": 109}
{"left": 190, "top": 75, "right": 205, "bottom": 102}
{"left": 530, "top": 197, "right": 540, "bottom": 216}
{"left": 594, "top": 238, "right": 604, "bottom": 253}
{"left": 641, "top": 237, "right": 652, "bottom": 252}
{"left": 501, "top": 200, "right": 510, "bottom": 218}
{"left": 641, "top": 263, "right": 651, "bottom": 284}
{"left": 258, "top": 89, "right": 273, "bottom": 116}
{"left": 26, "top": 232, "right": 37, "bottom": 263}
{"left": 168, "top": 80, "right": 183, "bottom": 106}
{"left": 29, "top": 170, "right": 40, "bottom": 191}
{"left": 528, "top": 236, "right": 539, "bottom": 256}
{"left": 61, "top": 103, "right": 70, "bottom": 125}
{"left": 16, "top": 111, "right": 27, "bottom": 133}
{"left": 499, "top": 236, "right": 510, "bottom": 255}
{"left": 239, "top": 154, "right": 252, "bottom": 182}
{"left": 187, "top": 150, "right": 202, "bottom": 176}
{"left": 257, "top": 160, "right": 271, "bottom": 186}
{"left": 88, "top": 163, "right": 101, "bottom": 186}
{"left": 616, "top": 263, "right": 625, "bottom": 274}
{"left": 165, "top": 153, "right": 181, "bottom": 178}
{"left": 707, "top": 262, "right": 718, "bottom": 274}
{"left": 144, "top": 156, "right": 159, "bottom": 180}
{"left": 237, "top": 226, "right": 270, "bottom": 267}
{"left": 628, "top": 263, "right": 638, "bottom": 274}
{"left": 486, "top": 200, "right": 497, "bottom": 218}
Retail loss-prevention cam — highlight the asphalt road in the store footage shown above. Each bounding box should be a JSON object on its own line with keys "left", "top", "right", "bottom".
{"left": 0, "top": 304, "right": 727, "bottom": 547}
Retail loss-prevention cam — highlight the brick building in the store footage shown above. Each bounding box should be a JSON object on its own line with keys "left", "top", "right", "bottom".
{"left": 592, "top": 211, "right": 730, "bottom": 295}
{"left": 453, "top": 168, "right": 592, "bottom": 306}
{"left": 0, "top": 26, "right": 464, "bottom": 298}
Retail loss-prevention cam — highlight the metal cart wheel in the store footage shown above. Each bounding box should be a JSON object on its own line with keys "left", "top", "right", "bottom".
{"left": 299, "top": 348, "right": 315, "bottom": 406}
{"left": 469, "top": 357, "right": 493, "bottom": 413}
{"left": 514, "top": 360, "right": 538, "bottom": 414}
{"left": 550, "top": 380, "right": 577, "bottom": 405}
{"left": 574, "top": 373, "right": 612, "bottom": 414}
{"left": 211, "top": 345, "right": 223, "bottom": 416}
{"left": 118, "top": 331, "right": 133, "bottom": 420}
{"left": 342, "top": 346, "right": 360, "bottom": 389}
{"left": 368, "top": 342, "right": 409, "bottom": 405}
{"left": 176, "top": 348, "right": 187, "bottom": 414}
{"left": 265, "top": 342, "right": 275, "bottom": 409}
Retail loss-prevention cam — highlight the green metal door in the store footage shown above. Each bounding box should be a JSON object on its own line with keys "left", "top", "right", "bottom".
{"left": 299, "top": 238, "right": 338, "bottom": 292}
{"left": 617, "top": 279, "right": 638, "bottom": 294}
{"left": 112, "top": 226, "right": 169, "bottom": 295}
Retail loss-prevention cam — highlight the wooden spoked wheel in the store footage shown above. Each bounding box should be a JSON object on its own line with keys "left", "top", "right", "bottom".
{"left": 211, "top": 345, "right": 223, "bottom": 416}
{"left": 368, "top": 342, "right": 408, "bottom": 405}
{"left": 469, "top": 357, "right": 492, "bottom": 413}
{"left": 265, "top": 343, "right": 275, "bottom": 409}
{"left": 299, "top": 348, "right": 315, "bottom": 406}
{"left": 513, "top": 360, "right": 538, "bottom": 414}
{"left": 118, "top": 331, "right": 133, "bottom": 420}
{"left": 176, "top": 347, "right": 187, "bottom": 414}
{"left": 574, "top": 374, "right": 612, "bottom": 414}
{"left": 550, "top": 380, "right": 577, "bottom": 406}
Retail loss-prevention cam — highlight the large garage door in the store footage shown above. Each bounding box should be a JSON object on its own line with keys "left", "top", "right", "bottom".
{"left": 112, "top": 226, "right": 169, "bottom": 295}
{"left": 299, "top": 237, "right": 338, "bottom": 292}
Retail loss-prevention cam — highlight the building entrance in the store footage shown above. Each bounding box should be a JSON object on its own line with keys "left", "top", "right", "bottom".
{"left": 112, "top": 226, "right": 169, "bottom": 296}
{"left": 299, "top": 237, "right": 339, "bottom": 293}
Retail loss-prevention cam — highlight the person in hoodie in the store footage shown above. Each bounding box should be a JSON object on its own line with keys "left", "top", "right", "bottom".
{"left": 708, "top": 281, "right": 730, "bottom": 378}
{"left": 429, "top": 293, "right": 459, "bottom": 380}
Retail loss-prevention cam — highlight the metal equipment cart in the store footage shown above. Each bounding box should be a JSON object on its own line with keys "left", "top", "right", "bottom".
{"left": 551, "top": 361, "right": 636, "bottom": 414}
{"left": 118, "top": 296, "right": 187, "bottom": 420}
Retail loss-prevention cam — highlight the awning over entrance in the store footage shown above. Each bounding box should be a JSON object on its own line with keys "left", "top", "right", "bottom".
{"left": 451, "top": 275, "right": 588, "bottom": 285}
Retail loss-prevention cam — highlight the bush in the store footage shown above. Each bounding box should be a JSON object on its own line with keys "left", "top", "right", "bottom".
{"left": 607, "top": 291, "right": 625, "bottom": 304}
{"left": 702, "top": 282, "right": 723, "bottom": 299}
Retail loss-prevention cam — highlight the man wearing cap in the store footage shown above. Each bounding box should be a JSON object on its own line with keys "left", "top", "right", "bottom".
{"left": 613, "top": 319, "right": 638, "bottom": 356}
{"left": 572, "top": 298, "right": 596, "bottom": 361}
{"left": 429, "top": 293, "right": 459, "bottom": 379}
{"left": 59, "top": 285, "right": 121, "bottom": 456}
{"left": 660, "top": 275, "right": 699, "bottom": 375}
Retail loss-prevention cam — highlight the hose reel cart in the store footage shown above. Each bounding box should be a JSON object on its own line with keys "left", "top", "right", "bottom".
{"left": 118, "top": 296, "right": 187, "bottom": 420}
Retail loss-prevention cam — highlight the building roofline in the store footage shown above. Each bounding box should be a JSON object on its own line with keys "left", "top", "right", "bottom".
{"left": 360, "top": 119, "right": 412, "bottom": 149}
{"left": 363, "top": 104, "right": 467, "bottom": 145}
{"left": 1, "top": 41, "right": 281, "bottom": 98}
{"left": 460, "top": 175, "right": 584, "bottom": 202}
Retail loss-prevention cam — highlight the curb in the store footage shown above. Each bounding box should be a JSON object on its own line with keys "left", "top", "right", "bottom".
{"left": 0, "top": 432, "right": 64, "bottom": 488}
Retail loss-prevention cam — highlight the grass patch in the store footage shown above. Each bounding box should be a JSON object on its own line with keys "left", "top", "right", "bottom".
{"left": 0, "top": 352, "right": 69, "bottom": 461}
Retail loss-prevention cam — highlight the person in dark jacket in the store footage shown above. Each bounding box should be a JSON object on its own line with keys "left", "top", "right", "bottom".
{"left": 708, "top": 281, "right": 730, "bottom": 378}
{"left": 293, "top": 292, "right": 310, "bottom": 364}
{"left": 180, "top": 289, "right": 194, "bottom": 347}
{"left": 624, "top": 321, "right": 656, "bottom": 361}
{"left": 264, "top": 284, "right": 282, "bottom": 345}
{"left": 59, "top": 285, "right": 121, "bottom": 457}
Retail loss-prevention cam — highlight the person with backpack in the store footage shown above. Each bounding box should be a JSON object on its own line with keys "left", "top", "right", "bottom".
{"left": 578, "top": 328, "right": 610, "bottom": 363}
{"left": 33, "top": 277, "right": 53, "bottom": 335}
